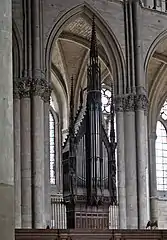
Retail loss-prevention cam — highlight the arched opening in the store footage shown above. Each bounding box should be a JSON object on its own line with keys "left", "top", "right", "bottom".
{"left": 45, "top": 3, "right": 124, "bottom": 229}
{"left": 145, "top": 31, "right": 167, "bottom": 227}
{"left": 156, "top": 100, "right": 167, "bottom": 191}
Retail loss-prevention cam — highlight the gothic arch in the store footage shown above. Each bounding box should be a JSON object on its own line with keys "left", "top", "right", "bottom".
{"left": 144, "top": 29, "right": 167, "bottom": 71}
{"left": 45, "top": 3, "right": 125, "bottom": 96}
{"left": 51, "top": 69, "right": 68, "bottom": 130}
{"left": 144, "top": 30, "right": 167, "bottom": 132}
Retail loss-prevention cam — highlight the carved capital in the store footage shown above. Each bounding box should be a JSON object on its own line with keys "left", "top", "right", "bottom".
{"left": 20, "top": 77, "right": 32, "bottom": 98}
{"left": 124, "top": 94, "right": 135, "bottom": 112}
{"left": 135, "top": 94, "right": 148, "bottom": 112}
{"left": 115, "top": 96, "right": 124, "bottom": 112}
{"left": 13, "top": 78, "right": 21, "bottom": 99}
{"left": 31, "top": 78, "right": 52, "bottom": 102}
{"left": 13, "top": 77, "right": 52, "bottom": 102}
{"left": 13, "top": 77, "right": 32, "bottom": 99}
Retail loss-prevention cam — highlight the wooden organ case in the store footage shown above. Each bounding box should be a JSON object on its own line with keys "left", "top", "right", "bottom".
{"left": 62, "top": 17, "right": 117, "bottom": 229}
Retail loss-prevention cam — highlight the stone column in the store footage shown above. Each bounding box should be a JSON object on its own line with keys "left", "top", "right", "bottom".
{"left": 31, "top": 0, "right": 49, "bottom": 228}
{"left": 124, "top": 95, "right": 138, "bottom": 229}
{"left": 0, "top": 0, "right": 14, "bottom": 239}
{"left": 149, "top": 131, "right": 158, "bottom": 222}
{"left": 20, "top": 78, "right": 32, "bottom": 228}
{"left": 135, "top": 92, "right": 149, "bottom": 228}
{"left": 115, "top": 96, "right": 127, "bottom": 229}
{"left": 145, "top": 113, "right": 150, "bottom": 221}
{"left": 44, "top": 102, "right": 51, "bottom": 226}
{"left": 13, "top": 80, "right": 21, "bottom": 228}
{"left": 31, "top": 81, "right": 45, "bottom": 228}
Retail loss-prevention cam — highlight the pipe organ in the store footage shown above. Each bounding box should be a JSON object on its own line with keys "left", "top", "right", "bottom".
{"left": 62, "top": 17, "right": 117, "bottom": 229}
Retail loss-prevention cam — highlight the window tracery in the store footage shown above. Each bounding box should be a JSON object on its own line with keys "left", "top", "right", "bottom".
{"left": 156, "top": 99, "right": 167, "bottom": 191}
{"left": 160, "top": 99, "right": 167, "bottom": 120}
{"left": 101, "top": 85, "right": 116, "bottom": 138}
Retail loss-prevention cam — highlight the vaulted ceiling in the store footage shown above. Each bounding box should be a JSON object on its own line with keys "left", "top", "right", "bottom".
{"left": 51, "top": 16, "right": 112, "bottom": 100}
{"left": 51, "top": 15, "right": 167, "bottom": 115}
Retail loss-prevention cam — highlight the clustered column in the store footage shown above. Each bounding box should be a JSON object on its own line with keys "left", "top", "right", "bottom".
{"left": 124, "top": 94, "right": 138, "bottom": 229}
{"left": 135, "top": 88, "right": 149, "bottom": 228}
{"left": 13, "top": 77, "right": 52, "bottom": 228}
{"left": 116, "top": 91, "right": 149, "bottom": 229}
{"left": 31, "top": 79, "right": 51, "bottom": 228}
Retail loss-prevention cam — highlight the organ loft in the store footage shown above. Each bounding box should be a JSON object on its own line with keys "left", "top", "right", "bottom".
{"left": 62, "top": 17, "right": 117, "bottom": 229}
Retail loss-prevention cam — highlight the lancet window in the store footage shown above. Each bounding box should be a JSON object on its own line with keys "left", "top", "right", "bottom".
{"left": 156, "top": 99, "right": 167, "bottom": 191}
{"left": 49, "top": 110, "right": 56, "bottom": 184}
{"left": 101, "top": 85, "right": 116, "bottom": 138}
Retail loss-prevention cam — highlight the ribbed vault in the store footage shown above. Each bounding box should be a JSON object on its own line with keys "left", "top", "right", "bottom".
{"left": 51, "top": 15, "right": 113, "bottom": 129}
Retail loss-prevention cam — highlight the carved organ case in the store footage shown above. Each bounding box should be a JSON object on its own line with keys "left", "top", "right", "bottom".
{"left": 62, "top": 17, "right": 117, "bottom": 229}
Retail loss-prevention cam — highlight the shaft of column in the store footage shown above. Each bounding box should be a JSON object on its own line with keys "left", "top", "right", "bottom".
{"left": 149, "top": 131, "right": 158, "bottom": 222}
{"left": 14, "top": 89, "right": 21, "bottom": 228}
{"left": 135, "top": 106, "right": 148, "bottom": 228}
{"left": 145, "top": 113, "right": 150, "bottom": 221}
{"left": 44, "top": 102, "right": 51, "bottom": 226}
{"left": 115, "top": 98, "right": 127, "bottom": 229}
{"left": 124, "top": 96, "right": 138, "bottom": 229}
{"left": 31, "top": 0, "right": 46, "bottom": 228}
{"left": 20, "top": 87, "right": 32, "bottom": 228}
{"left": 53, "top": 111, "right": 63, "bottom": 192}
{"left": 0, "top": 0, "right": 14, "bottom": 239}
{"left": 31, "top": 94, "right": 45, "bottom": 228}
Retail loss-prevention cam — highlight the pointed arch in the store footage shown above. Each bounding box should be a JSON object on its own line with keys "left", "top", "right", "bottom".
{"left": 45, "top": 3, "right": 125, "bottom": 95}
{"left": 144, "top": 30, "right": 167, "bottom": 132}
{"left": 144, "top": 29, "right": 167, "bottom": 72}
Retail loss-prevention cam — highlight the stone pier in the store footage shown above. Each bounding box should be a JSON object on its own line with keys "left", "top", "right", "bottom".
{"left": 0, "top": 0, "right": 14, "bottom": 239}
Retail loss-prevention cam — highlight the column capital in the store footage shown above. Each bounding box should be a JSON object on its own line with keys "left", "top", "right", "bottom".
{"left": 13, "top": 77, "right": 32, "bottom": 99}
{"left": 13, "top": 78, "right": 52, "bottom": 102}
{"left": 115, "top": 94, "right": 135, "bottom": 112}
{"left": 115, "top": 96, "right": 124, "bottom": 112}
{"left": 31, "top": 78, "right": 52, "bottom": 102}
{"left": 115, "top": 92, "right": 148, "bottom": 112}
{"left": 135, "top": 94, "right": 148, "bottom": 112}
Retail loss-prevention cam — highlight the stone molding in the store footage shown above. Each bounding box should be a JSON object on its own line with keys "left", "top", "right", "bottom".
{"left": 13, "top": 77, "right": 52, "bottom": 102}
{"left": 115, "top": 93, "right": 148, "bottom": 112}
